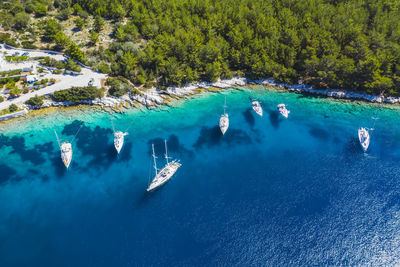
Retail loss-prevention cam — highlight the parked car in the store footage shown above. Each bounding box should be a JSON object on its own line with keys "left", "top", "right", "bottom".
{"left": 22, "top": 52, "right": 29, "bottom": 56}
{"left": 12, "top": 52, "right": 20, "bottom": 56}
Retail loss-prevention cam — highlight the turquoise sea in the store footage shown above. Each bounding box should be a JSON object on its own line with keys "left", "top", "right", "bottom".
{"left": 1, "top": 86, "right": 400, "bottom": 266}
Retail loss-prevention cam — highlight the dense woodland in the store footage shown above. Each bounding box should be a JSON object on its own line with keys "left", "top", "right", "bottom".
{"left": 1, "top": 0, "right": 400, "bottom": 94}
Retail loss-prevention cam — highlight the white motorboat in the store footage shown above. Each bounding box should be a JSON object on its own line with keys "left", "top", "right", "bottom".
{"left": 219, "top": 97, "right": 229, "bottom": 135}
{"left": 277, "top": 104, "right": 290, "bottom": 118}
{"left": 147, "top": 140, "right": 181, "bottom": 192}
{"left": 114, "top": 131, "right": 128, "bottom": 154}
{"left": 358, "top": 127, "right": 370, "bottom": 152}
{"left": 252, "top": 100, "right": 263, "bottom": 117}
{"left": 61, "top": 142, "right": 72, "bottom": 169}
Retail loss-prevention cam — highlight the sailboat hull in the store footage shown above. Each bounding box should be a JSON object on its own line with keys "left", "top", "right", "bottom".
{"left": 358, "top": 128, "right": 370, "bottom": 152}
{"left": 147, "top": 161, "right": 181, "bottom": 191}
{"left": 61, "top": 142, "right": 72, "bottom": 169}
{"left": 277, "top": 104, "right": 290, "bottom": 118}
{"left": 114, "top": 131, "right": 128, "bottom": 154}
{"left": 252, "top": 101, "right": 263, "bottom": 117}
{"left": 219, "top": 114, "right": 229, "bottom": 135}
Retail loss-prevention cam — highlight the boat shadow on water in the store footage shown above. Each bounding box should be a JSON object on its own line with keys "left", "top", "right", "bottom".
{"left": 51, "top": 155, "right": 69, "bottom": 177}
{"left": 0, "top": 164, "right": 19, "bottom": 184}
{"left": 61, "top": 120, "right": 134, "bottom": 170}
{"left": 242, "top": 109, "right": 255, "bottom": 128}
{"left": 267, "top": 109, "right": 281, "bottom": 129}
{"left": 342, "top": 137, "right": 369, "bottom": 157}
{"left": 115, "top": 142, "right": 133, "bottom": 161}
{"left": 147, "top": 134, "right": 194, "bottom": 158}
{"left": 0, "top": 134, "right": 54, "bottom": 165}
{"left": 308, "top": 126, "right": 330, "bottom": 141}
{"left": 135, "top": 172, "right": 183, "bottom": 206}
{"left": 193, "top": 126, "right": 252, "bottom": 148}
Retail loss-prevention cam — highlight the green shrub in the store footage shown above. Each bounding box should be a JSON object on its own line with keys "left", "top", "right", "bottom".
{"left": 77, "top": 10, "right": 89, "bottom": 19}
{"left": 0, "top": 96, "right": 4, "bottom": 102}
{"left": 21, "top": 41, "right": 37, "bottom": 49}
{"left": 96, "top": 63, "right": 110, "bottom": 74}
{"left": 106, "top": 77, "right": 132, "bottom": 97}
{"left": 34, "top": 3, "right": 47, "bottom": 17}
{"left": 72, "top": 3, "right": 82, "bottom": 14}
{"left": 14, "top": 12, "right": 30, "bottom": 30}
{"left": 5, "top": 56, "right": 29, "bottom": 62}
{"left": 41, "top": 57, "right": 81, "bottom": 72}
{"left": 56, "top": 8, "right": 71, "bottom": 21}
{"left": 40, "top": 78, "right": 49, "bottom": 85}
{"left": 25, "top": 95, "right": 44, "bottom": 106}
{"left": 9, "top": 88, "right": 22, "bottom": 97}
{"left": 74, "top": 17, "right": 84, "bottom": 30}
{"left": 53, "top": 86, "right": 104, "bottom": 102}
{"left": 9, "top": 104, "right": 18, "bottom": 112}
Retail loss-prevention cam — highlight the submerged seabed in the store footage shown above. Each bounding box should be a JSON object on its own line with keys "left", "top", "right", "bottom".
{"left": 1, "top": 86, "right": 400, "bottom": 266}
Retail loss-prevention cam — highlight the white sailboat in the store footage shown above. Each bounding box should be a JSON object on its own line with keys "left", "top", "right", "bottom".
{"left": 357, "top": 91, "right": 383, "bottom": 153}
{"left": 147, "top": 140, "right": 181, "bottom": 192}
{"left": 358, "top": 127, "right": 370, "bottom": 152}
{"left": 61, "top": 142, "right": 73, "bottom": 168}
{"left": 252, "top": 100, "right": 263, "bottom": 117}
{"left": 54, "top": 123, "right": 83, "bottom": 169}
{"left": 219, "top": 96, "right": 229, "bottom": 135}
{"left": 277, "top": 104, "right": 290, "bottom": 118}
{"left": 114, "top": 131, "right": 128, "bottom": 154}
{"left": 110, "top": 115, "right": 128, "bottom": 154}
{"left": 54, "top": 130, "right": 73, "bottom": 169}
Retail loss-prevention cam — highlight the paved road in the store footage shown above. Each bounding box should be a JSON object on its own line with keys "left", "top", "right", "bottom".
{"left": 0, "top": 44, "right": 107, "bottom": 110}
{"left": 0, "top": 68, "right": 106, "bottom": 110}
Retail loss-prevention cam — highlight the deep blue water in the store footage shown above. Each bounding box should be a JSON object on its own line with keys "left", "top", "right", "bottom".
{"left": 1, "top": 86, "right": 400, "bottom": 266}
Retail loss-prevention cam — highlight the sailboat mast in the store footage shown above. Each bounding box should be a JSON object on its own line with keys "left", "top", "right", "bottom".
{"left": 164, "top": 139, "right": 169, "bottom": 164}
{"left": 223, "top": 96, "right": 227, "bottom": 115}
{"left": 54, "top": 130, "right": 61, "bottom": 148}
{"left": 152, "top": 144, "right": 158, "bottom": 175}
{"left": 110, "top": 115, "right": 115, "bottom": 133}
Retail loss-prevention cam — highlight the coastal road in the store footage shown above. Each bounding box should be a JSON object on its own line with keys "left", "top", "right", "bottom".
{"left": 0, "top": 43, "right": 107, "bottom": 110}
{"left": 0, "top": 68, "right": 106, "bottom": 110}
{"left": 0, "top": 44, "right": 65, "bottom": 72}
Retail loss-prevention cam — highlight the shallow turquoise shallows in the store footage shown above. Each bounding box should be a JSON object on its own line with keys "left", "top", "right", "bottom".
{"left": 1, "top": 86, "right": 400, "bottom": 266}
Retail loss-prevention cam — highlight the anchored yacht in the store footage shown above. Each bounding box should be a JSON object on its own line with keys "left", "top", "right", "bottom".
{"left": 147, "top": 141, "right": 181, "bottom": 192}
{"left": 358, "top": 127, "right": 370, "bottom": 152}
{"left": 114, "top": 131, "right": 128, "bottom": 154}
{"left": 110, "top": 115, "right": 129, "bottom": 154}
{"left": 61, "top": 142, "right": 72, "bottom": 169}
{"left": 54, "top": 124, "right": 83, "bottom": 170}
{"left": 277, "top": 104, "right": 290, "bottom": 118}
{"left": 219, "top": 97, "right": 229, "bottom": 135}
{"left": 252, "top": 100, "right": 263, "bottom": 117}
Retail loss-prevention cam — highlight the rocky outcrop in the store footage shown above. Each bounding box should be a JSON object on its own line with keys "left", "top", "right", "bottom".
{"left": 17, "top": 76, "right": 400, "bottom": 122}
{"left": 255, "top": 78, "right": 389, "bottom": 103}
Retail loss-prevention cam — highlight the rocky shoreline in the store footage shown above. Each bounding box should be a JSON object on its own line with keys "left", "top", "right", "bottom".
{"left": 2, "top": 77, "right": 398, "bottom": 122}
